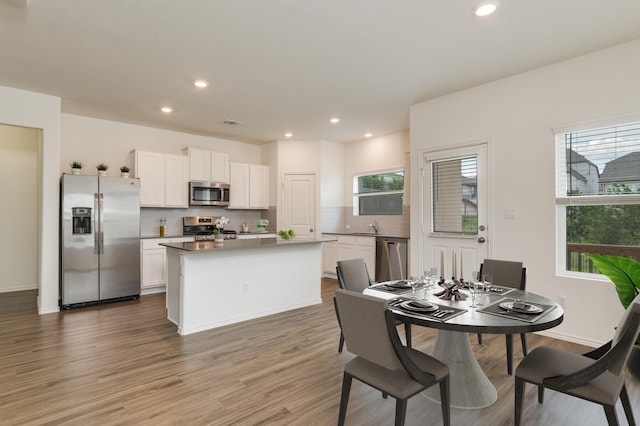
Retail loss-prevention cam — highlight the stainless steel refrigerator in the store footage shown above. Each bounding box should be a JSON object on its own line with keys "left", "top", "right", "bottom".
{"left": 60, "top": 174, "right": 141, "bottom": 308}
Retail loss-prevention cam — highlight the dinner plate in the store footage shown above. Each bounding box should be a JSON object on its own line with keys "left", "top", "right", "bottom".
{"left": 399, "top": 301, "right": 438, "bottom": 313}
{"left": 384, "top": 280, "right": 411, "bottom": 289}
{"left": 499, "top": 301, "right": 543, "bottom": 314}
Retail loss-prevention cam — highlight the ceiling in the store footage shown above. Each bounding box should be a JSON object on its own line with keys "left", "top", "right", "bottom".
{"left": 1, "top": 1, "right": 640, "bottom": 145}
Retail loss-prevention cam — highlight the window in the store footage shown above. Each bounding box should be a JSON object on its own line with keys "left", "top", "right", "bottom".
{"left": 353, "top": 170, "right": 404, "bottom": 215}
{"left": 431, "top": 156, "right": 478, "bottom": 235}
{"left": 555, "top": 120, "right": 640, "bottom": 273}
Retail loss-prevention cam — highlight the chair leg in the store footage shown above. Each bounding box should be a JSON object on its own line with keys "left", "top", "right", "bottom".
{"left": 620, "top": 385, "right": 636, "bottom": 426}
{"left": 537, "top": 385, "right": 544, "bottom": 404}
{"left": 520, "top": 333, "right": 528, "bottom": 356}
{"left": 515, "top": 377, "right": 525, "bottom": 426}
{"left": 603, "top": 403, "right": 620, "bottom": 426}
{"left": 439, "top": 377, "right": 451, "bottom": 426}
{"left": 338, "top": 372, "right": 353, "bottom": 426}
{"left": 477, "top": 333, "right": 483, "bottom": 344}
{"left": 506, "top": 334, "right": 514, "bottom": 375}
{"left": 405, "top": 323, "right": 412, "bottom": 348}
{"left": 338, "top": 332, "right": 345, "bottom": 353}
{"left": 394, "top": 398, "right": 407, "bottom": 426}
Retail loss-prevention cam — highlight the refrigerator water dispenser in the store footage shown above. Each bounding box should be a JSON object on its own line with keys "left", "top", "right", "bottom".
{"left": 72, "top": 207, "right": 92, "bottom": 234}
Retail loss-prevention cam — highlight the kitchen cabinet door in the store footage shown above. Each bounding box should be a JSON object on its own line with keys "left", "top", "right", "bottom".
{"left": 185, "top": 147, "right": 210, "bottom": 182}
{"left": 135, "top": 151, "right": 165, "bottom": 207}
{"left": 184, "top": 147, "right": 229, "bottom": 183}
{"left": 249, "top": 164, "right": 269, "bottom": 209}
{"left": 356, "top": 237, "right": 376, "bottom": 279}
{"left": 210, "top": 151, "right": 229, "bottom": 183}
{"left": 164, "top": 154, "right": 189, "bottom": 208}
{"left": 229, "top": 162, "right": 249, "bottom": 208}
{"left": 141, "top": 248, "right": 166, "bottom": 289}
{"left": 322, "top": 240, "right": 337, "bottom": 275}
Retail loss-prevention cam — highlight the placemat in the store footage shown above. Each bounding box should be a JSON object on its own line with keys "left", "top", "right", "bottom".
{"left": 369, "top": 283, "right": 413, "bottom": 295}
{"left": 478, "top": 297, "right": 556, "bottom": 323}
{"left": 389, "top": 299, "right": 467, "bottom": 322}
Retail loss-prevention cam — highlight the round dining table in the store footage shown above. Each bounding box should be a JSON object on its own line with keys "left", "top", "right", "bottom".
{"left": 364, "top": 284, "right": 564, "bottom": 409}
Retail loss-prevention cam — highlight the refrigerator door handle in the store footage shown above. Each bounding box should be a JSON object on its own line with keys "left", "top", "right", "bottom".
{"left": 99, "top": 193, "right": 105, "bottom": 254}
{"left": 94, "top": 193, "right": 100, "bottom": 255}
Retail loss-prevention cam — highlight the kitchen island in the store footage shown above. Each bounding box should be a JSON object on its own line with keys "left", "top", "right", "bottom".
{"left": 162, "top": 238, "right": 330, "bottom": 335}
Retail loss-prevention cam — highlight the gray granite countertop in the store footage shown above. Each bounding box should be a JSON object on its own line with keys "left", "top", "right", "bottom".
{"left": 321, "top": 232, "right": 409, "bottom": 239}
{"left": 162, "top": 237, "right": 334, "bottom": 253}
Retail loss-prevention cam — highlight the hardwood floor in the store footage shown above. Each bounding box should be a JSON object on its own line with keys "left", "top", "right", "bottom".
{"left": 1, "top": 279, "right": 638, "bottom": 425}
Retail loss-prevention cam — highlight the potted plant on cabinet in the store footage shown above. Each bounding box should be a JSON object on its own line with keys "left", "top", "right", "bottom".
{"left": 586, "top": 254, "right": 640, "bottom": 380}
{"left": 70, "top": 161, "right": 82, "bottom": 175}
{"left": 96, "top": 163, "right": 108, "bottom": 176}
{"left": 119, "top": 165, "right": 130, "bottom": 178}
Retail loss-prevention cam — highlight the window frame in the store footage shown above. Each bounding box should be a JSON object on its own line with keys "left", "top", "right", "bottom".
{"left": 554, "top": 118, "right": 640, "bottom": 279}
{"left": 352, "top": 168, "right": 405, "bottom": 216}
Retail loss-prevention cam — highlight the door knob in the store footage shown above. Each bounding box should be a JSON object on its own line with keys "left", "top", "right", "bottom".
{"left": 310, "top": 228, "right": 314, "bottom": 232}
{"left": 477, "top": 237, "right": 486, "bottom": 243}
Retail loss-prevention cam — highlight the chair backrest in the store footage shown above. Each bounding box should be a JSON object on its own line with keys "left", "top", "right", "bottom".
{"left": 480, "top": 259, "right": 526, "bottom": 290}
{"left": 334, "top": 288, "right": 403, "bottom": 371}
{"left": 609, "top": 292, "right": 640, "bottom": 375}
{"left": 336, "top": 258, "right": 372, "bottom": 292}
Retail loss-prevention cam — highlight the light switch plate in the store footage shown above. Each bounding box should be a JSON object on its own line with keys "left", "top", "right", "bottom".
{"left": 504, "top": 208, "right": 517, "bottom": 219}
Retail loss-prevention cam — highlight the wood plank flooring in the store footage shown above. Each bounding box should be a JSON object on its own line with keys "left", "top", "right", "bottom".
{"left": 1, "top": 279, "right": 638, "bottom": 425}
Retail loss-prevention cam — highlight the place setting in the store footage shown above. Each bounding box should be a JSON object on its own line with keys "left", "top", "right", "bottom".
{"left": 477, "top": 297, "right": 557, "bottom": 322}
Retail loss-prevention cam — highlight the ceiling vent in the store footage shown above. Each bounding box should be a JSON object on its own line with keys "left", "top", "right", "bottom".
{"left": 223, "top": 119, "right": 242, "bottom": 126}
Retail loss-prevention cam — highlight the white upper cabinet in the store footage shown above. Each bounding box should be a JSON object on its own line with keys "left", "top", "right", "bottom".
{"left": 133, "top": 150, "right": 189, "bottom": 208}
{"left": 249, "top": 164, "right": 269, "bottom": 209}
{"left": 164, "top": 154, "right": 190, "bottom": 207}
{"left": 183, "top": 147, "right": 229, "bottom": 183}
{"left": 229, "top": 162, "right": 269, "bottom": 209}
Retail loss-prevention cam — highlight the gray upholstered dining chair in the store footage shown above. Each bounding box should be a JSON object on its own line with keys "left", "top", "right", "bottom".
{"left": 515, "top": 292, "right": 640, "bottom": 426}
{"left": 477, "top": 259, "right": 526, "bottom": 375}
{"left": 335, "top": 258, "right": 411, "bottom": 352}
{"left": 334, "top": 289, "right": 450, "bottom": 426}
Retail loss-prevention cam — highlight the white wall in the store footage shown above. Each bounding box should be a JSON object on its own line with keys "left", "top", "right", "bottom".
{"left": 61, "top": 114, "right": 262, "bottom": 175}
{"left": 0, "top": 124, "right": 40, "bottom": 292}
{"left": 0, "top": 85, "right": 61, "bottom": 314}
{"left": 410, "top": 39, "right": 640, "bottom": 346}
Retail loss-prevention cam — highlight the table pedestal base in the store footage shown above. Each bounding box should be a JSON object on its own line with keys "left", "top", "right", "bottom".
{"left": 424, "top": 330, "right": 497, "bottom": 409}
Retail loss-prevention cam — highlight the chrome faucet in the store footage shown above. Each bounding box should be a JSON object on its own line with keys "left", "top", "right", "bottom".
{"left": 369, "top": 221, "right": 379, "bottom": 234}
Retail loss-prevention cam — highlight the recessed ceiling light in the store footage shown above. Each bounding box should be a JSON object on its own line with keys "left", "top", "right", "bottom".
{"left": 193, "top": 79, "right": 209, "bottom": 88}
{"left": 330, "top": 117, "right": 340, "bottom": 124}
{"left": 472, "top": 1, "right": 499, "bottom": 17}
{"left": 284, "top": 132, "right": 293, "bottom": 138}
{"left": 364, "top": 133, "right": 373, "bottom": 138}
{"left": 161, "top": 106, "right": 173, "bottom": 113}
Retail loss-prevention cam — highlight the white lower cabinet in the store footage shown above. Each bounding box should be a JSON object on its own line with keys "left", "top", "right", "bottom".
{"left": 322, "top": 235, "right": 375, "bottom": 279}
{"left": 140, "top": 236, "right": 194, "bottom": 293}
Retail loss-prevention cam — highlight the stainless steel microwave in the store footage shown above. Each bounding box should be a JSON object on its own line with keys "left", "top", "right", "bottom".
{"left": 189, "top": 181, "right": 230, "bottom": 206}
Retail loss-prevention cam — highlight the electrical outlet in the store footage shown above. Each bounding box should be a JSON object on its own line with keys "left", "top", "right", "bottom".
{"left": 557, "top": 295, "right": 566, "bottom": 308}
{"left": 242, "top": 283, "right": 249, "bottom": 294}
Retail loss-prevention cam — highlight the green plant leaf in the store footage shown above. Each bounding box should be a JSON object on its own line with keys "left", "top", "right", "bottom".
{"left": 585, "top": 254, "right": 640, "bottom": 309}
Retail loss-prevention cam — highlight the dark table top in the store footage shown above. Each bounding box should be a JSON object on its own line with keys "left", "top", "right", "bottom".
{"left": 367, "top": 286, "right": 564, "bottom": 334}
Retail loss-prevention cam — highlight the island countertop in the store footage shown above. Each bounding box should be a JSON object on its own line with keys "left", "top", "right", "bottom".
{"left": 161, "top": 237, "right": 335, "bottom": 253}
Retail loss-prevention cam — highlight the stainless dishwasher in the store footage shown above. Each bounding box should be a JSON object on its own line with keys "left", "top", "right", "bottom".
{"left": 375, "top": 237, "right": 407, "bottom": 282}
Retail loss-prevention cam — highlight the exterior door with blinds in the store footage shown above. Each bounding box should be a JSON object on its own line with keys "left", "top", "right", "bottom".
{"left": 421, "top": 143, "right": 488, "bottom": 280}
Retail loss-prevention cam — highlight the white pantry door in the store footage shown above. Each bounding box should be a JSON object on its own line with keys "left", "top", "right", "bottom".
{"left": 421, "top": 143, "right": 489, "bottom": 280}
{"left": 282, "top": 173, "right": 317, "bottom": 240}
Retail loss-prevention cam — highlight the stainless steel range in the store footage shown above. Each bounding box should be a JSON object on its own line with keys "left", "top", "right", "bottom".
{"left": 183, "top": 216, "right": 237, "bottom": 240}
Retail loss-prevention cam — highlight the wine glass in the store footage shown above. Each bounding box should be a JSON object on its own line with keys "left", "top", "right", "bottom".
{"left": 467, "top": 276, "right": 478, "bottom": 308}
{"left": 483, "top": 272, "right": 493, "bottom": 302}
{"left": 409, "top": 276, "right": 419, "bottom": 298}
{"left": 428, "top": 267, "right": 438, "bottom": 288}
{"left": 472, "top": 271, "right": 485, "bottom": 306}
